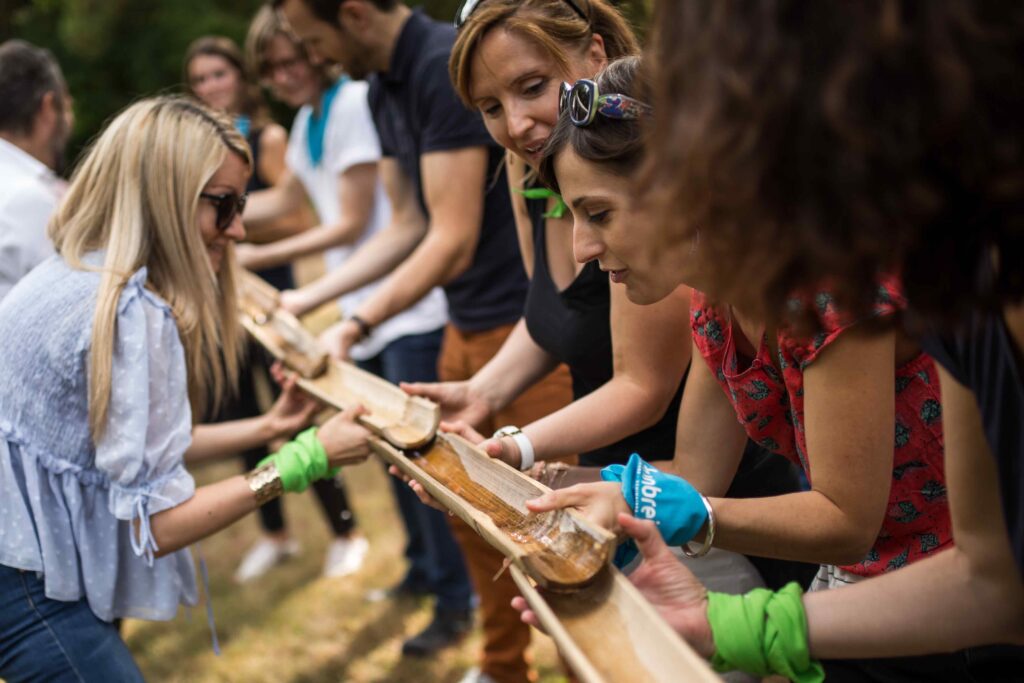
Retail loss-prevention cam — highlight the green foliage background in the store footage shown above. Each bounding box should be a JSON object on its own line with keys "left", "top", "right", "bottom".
{"left": 0, "top": 0, "right": 650, "bottom": 168}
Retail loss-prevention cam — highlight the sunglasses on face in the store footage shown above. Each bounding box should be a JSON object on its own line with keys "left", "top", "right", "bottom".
{"left": 558, "top": 78, "right": 652, "bottom": 127}
{"left": 454, "top": 0, "right": 588, "bottom": 29}
{"left": 200, "top": 191, "right": 247, "bottom": 231}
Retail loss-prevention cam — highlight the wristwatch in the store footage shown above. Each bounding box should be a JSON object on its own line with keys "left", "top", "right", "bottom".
{"left": 348, "top": 314, "right": 373, "bottom": 341}
{"left": 492, "top": 425, "right": 535, "bottom": 471}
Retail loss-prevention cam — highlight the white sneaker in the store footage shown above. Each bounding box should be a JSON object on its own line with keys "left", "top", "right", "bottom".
{"left": 322, "top": 535, "right": 369, "bottom": 578}
{"left": 234, "top": 537, "right": 300, "bottom": 583}
{"left": 458, "top": 667, "right": 498, "bottom": 683}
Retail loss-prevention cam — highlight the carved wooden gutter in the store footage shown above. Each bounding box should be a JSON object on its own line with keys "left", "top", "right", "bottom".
{"left": 237, "top": 270, "right": 720, "bottom": 681}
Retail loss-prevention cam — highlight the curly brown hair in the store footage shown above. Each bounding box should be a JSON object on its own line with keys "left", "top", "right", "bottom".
{"left": 640, "top": 0, "right": 1024, "bottom": 328}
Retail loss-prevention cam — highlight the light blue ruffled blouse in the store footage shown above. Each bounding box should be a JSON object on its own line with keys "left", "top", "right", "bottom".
{"left": 0, "top": 253, "right": 198, "bottom": 621}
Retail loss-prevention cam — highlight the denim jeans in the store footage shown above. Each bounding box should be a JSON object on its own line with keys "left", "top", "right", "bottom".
{"left": 357, "top": 328, "right": 473, "bottom": 612}
{"left": 0, "top": 563, "right": 145, "bottom": 683}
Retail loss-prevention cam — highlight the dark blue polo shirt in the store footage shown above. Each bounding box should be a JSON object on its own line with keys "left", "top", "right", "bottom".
{"left": 367, "top": 8, "right": 528, "bottom": 332}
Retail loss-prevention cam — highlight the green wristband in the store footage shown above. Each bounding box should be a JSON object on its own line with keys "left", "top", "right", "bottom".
{"left": 258, "top": 427, "right": 334, "bottom": 493}
{"left": 707, "top": 583, "right": 824, "bottom": 683}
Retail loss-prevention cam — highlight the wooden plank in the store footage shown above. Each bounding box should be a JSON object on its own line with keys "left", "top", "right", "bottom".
{"left": 370, "top": 433, "right": 615, "bottom": 590}
{"left": 236, "top": 270, "right": 439, "bottom": 449}
{"left": 510, "top": 564, "right": 721, "bottom": 683}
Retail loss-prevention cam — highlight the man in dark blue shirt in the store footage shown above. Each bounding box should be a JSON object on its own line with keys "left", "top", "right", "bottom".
{"left": 273, "top": 0, "right": 572, "bottom": 675}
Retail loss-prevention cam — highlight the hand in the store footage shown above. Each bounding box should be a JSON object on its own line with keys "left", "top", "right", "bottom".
{"left": 263, "top": 364, "right": 320, "bottom": 439}
{"left": 524, "top": 481, "right": 631, "bottom": 534}
{"left": 618, "top": 513, "right": 716, "bottom": 659}
{"left": 387, "top": 465, "right": 448, "bottom": 512}
{"left": 439, "top": 420, "right": 521, "bottom": 468}
{"left": 235, "top": 242, "right": 270, "bottom": 271}
{"left": 400, "top": 380, "right": 491, "bottom": 426}
{"left": 319, "top": 319, "right": 362, "bottom": 361}
{"left": 279, "top": 288, "right": 317, "bottom": 317}
{"left": 317, "top": 405, "right": 373, "bottom": 466}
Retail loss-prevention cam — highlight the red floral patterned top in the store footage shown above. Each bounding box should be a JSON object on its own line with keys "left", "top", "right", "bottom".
{"left": 690, "top": 283, "right": 952, "bottom": 577}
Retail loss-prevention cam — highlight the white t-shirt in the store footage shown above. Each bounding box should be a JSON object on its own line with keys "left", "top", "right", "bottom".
{"left": 0, "top": 137, "right": 59, "bottom": 302}
{"left": 286, "top": 79, "right": 447, "bottom": 360}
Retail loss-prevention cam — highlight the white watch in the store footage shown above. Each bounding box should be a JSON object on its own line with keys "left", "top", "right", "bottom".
{"left": 492, "top": 425, "right": 535, "bottom": 471}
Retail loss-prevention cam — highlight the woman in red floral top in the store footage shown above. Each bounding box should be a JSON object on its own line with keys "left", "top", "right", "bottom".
{"left": 687, "top": 283, "right": 950, "bottom": 582}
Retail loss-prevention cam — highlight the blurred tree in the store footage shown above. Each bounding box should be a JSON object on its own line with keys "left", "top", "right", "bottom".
{"left": 0, "top": 0, "right": 650, "bottom": 171}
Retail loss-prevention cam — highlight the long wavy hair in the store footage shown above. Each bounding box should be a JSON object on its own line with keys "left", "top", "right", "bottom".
{"left": 48, "top": 97, "right": 250, "bottom": 441}
{"left": 449, "top": 0, "right": 640, "bottom": 109}
{"left": 639, "top": 0, "right": 1024, "bottom": 327}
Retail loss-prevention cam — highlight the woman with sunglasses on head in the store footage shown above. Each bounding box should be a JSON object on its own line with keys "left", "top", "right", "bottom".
{"left": 521, "top": 2, "right": 1024, "bottom": 681}
{"left": 0, "top": 97, "right": 372, "bottom": 682}
{"left": 183, "top": 35, "right": 364, "bottom": 584}
{"left": 396, "top": 3, "right": 805, "bottom": 681}
{"left": 521, "top": 56, "right": 966, "bottom": 681}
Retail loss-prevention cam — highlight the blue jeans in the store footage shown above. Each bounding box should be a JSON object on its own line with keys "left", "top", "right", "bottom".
{"left": 0, "top": 564, "right": 144, "bottom": 682}
{"left": 357, "top": 329, "right": 473, "bottom": 612}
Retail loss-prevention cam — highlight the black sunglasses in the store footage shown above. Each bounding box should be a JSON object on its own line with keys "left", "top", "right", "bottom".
{"left": 454, "top": 0, "right": 588, "bottom": 29}
{"left": 200, "top": 191, "right": 247, "bottom": 231}
{"left": 558, "top": 78, "right": 652, "bottom": 127}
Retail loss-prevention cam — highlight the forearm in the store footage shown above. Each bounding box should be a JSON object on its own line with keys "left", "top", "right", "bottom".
{"left": 354, "top": 229, "right": 474, "bottom": 327}
{"left": 294, "top": 222, "right": 422, "bottom": 309}
{"left": 186, "top": 418, "right": 273, "bottom": 464}
{"left": 805, "top": 545, "right": 1024, "bottom": 658}
{"left": 523, "top": 376, "right": 671, "bottom": 461}
{"left": 150, "top": 475, "right": 260, "bottom": 556}
{"left": 250, "top": 221, "right": 364, "bottom": 270}
{"left": 466, "top": 320, "right": 559, "bottom": 415}
{"left": 244, "top": 184, "right": 299, "bottom": 226}
{"left": 707, "top": 491, "right": 879, "bottom": 567}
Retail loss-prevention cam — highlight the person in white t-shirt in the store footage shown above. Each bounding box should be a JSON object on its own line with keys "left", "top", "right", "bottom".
{"left": 0, "top": 40, "right": 71, "bottom": 302}
{"left": 240, "top": 9, "right": 468, "bottom": 625}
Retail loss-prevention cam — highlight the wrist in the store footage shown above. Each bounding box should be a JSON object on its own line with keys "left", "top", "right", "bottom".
{"left": 246, "top": 462, "right": 284, "bottom": 505}
{"left": 468, "top": 376, "right": 505, "bottom": 414}
{"left": 492, "top": 426, "right": 535, "bottom": 470}
{"left": 348, "top": 313, "right": 373, "bottom": 341}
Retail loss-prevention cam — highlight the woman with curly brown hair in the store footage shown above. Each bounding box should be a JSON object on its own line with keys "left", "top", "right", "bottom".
{"left": 519, "top": 2, "right": 1024, "bottom": 681}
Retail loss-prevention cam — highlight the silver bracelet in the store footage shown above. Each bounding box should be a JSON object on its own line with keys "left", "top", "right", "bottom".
{"left": 682, "top": 494, "right": 716, "bottom": 558}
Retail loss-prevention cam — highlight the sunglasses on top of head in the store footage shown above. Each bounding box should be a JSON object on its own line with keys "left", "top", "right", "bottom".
{"left": 200, "top": 191, "right": 248, "bottom": 231}
{"left": 454, "top": 0, "right": 588, "bottom": 29}
{"left": 558, "top": 78, "right": 652, "bottom": 127}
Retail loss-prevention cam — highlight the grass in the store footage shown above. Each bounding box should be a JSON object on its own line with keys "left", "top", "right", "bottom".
{"left": 124, "top": 459, "right": 569, "bottom": 682}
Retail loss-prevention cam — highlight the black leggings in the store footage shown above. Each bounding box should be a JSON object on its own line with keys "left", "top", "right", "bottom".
{"left": 217, "top": 342, "right": 356, "bottom": 537}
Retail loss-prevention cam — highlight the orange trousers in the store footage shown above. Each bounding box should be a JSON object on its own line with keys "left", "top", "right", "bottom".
{"left": 439, "top": 322, "right": 573, "bottom": 683}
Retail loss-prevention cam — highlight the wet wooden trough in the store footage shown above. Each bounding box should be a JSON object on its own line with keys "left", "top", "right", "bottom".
{"left": 235, "top": 269, "right": 720, "bottom": 681}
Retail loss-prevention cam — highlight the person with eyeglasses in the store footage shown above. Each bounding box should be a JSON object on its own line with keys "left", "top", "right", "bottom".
{"left": 0, "top": 97, "right": 375, "bottom": 682}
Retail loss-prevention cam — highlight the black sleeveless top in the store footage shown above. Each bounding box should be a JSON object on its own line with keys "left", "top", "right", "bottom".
{"left": 246, "top": 127, "right": 294, "bottom": 291}
{"left": 922, "top": 312, "right": 1024, "bottom": 577}
{"left": 522, "top": 195, "right": 686, "bottom": 467}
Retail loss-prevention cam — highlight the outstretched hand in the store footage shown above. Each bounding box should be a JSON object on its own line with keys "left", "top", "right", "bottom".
{"left": 524, "top": 481, "right": 631, "bottom": 534}
{"left": 400, "top": 381, "right": 492, "bottom": 427}
{"left": 618, "top": 513, "right": 716, "bottom": 658}
{"left": 319, "top": 319, "right": 362, "bottom": 362}
{"left": 318, "top": 405, "right": 373, "bottom": 466}
{"left": 265, "top": 363, "right": 321, "bottom": 439}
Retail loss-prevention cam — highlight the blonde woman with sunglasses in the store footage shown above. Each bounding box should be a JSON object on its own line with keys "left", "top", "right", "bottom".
{"left": 0, "top": 97, "right": 371, "bottom": 682}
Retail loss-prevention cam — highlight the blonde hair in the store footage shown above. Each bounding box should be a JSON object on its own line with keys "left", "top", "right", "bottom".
{"left": 449, "top": 0, "right": 639, "bottom": 108}
{"left": 48, "top": 97, "right": 251, "bottom": 441}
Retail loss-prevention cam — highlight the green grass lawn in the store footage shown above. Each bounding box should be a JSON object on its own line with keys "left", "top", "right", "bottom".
{"left": 125, "top": 458, "right": 569, "bottom": 682}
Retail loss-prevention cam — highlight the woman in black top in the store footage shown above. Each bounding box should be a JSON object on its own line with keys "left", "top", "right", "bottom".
{"left": 403, "top": 0, "right": 693, "bottom": 477}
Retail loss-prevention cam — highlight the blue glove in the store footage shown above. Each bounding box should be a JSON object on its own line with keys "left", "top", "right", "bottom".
{"left": 601, "top": 453, "right": 708, "bottom": 568}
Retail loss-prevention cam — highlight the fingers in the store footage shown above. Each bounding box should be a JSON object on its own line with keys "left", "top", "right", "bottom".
{"left": 510, "top": 596, "right": 544, "bottom": 631}
{"left": 618, "top": 512, "right": 671, "bottom": 561}
{"left": 399, "top": 381, "right": 436, "bottom": 399}
{"left": 439, "top": 420, "right": 486, "bottom": 444}
{"left": 338, "top": 403, "right": 369, "bottom": 421}
{"left": 524, "top": 485, "right": 588, "bottom": 513}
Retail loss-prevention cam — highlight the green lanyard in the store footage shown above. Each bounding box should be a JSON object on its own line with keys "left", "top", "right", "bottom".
{"left": 514, "top": 187, "right": 569, "bottom": 219}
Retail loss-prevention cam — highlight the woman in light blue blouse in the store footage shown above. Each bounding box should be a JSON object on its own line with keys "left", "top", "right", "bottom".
{"left": 0, "top": 97, "right": 372, "bottom": 682}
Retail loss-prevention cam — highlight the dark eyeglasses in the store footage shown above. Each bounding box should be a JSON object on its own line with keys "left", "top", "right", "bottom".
{"left": 454, "top": 0, "right": 588, "bottom": 29}
{"left": 200, "top": 191, "right": 247, "bottom": 231}
{"left": 558, "top": 78, "right": 652, "bottom": 127}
